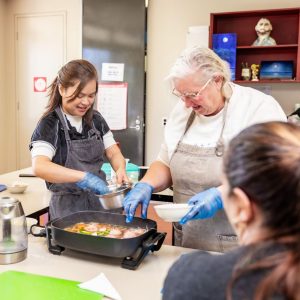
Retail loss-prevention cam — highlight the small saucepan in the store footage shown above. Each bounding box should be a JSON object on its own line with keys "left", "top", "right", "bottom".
{"left": 96, "top": 182, "right": 132, "bottom": 210}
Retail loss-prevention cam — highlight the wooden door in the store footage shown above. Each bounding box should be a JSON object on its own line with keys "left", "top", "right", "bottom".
{"left": 15, "top": 12, "right": 66, "bottom": 168}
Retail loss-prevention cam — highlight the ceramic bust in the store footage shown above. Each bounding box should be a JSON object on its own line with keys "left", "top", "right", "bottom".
{"left": 252, "top": 18, "right": 277, "bottom": 46}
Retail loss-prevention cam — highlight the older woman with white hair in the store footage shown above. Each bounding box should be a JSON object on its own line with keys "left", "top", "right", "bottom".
{"left": 123, "top": 46, "right": 286, "bottom": 252}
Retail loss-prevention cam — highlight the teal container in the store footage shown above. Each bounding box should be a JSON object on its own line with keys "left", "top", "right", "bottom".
{"left": 126, "top": 163, "right": 140, "bottom": 183}
{"left": 101, "top": 162, "right": 140, "bottom": 183}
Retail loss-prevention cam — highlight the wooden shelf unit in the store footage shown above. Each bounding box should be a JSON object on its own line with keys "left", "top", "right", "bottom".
{"left": 209, "top": 7, "right": 300, "bottom": 82}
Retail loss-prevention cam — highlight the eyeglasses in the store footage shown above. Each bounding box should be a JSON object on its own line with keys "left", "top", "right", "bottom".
{"left": 172, "top": 78, "right": 212, "bottom": 100}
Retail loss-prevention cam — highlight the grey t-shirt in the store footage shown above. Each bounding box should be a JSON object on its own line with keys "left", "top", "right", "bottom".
{"left": 162, "top": 244, "right": 284, "bottom": 300}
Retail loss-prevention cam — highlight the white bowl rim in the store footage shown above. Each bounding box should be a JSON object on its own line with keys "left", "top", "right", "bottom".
{"left": 7, "top": 185, "right": 28, "bottom": 193}
{"left": 154, "top": 203, "right": 191, "bottom": 210}
{"left": 7, "top": 183, "right": 28, "bottom": 188}
{"left": 97, "top": 182, "right": 132, "bottom": 197}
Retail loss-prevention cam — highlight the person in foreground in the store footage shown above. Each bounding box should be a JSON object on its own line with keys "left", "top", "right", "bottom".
{"left": 123, "top": 46, "right": 286, "bottom": 251}
{"left": 30, "top": 59, "right": 128, "bottom": 219}
{"left": 163, "top": 121, "right": 300, "bottom": 300}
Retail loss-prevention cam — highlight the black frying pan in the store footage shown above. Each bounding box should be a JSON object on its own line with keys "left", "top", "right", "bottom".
{"left": 45, "top": 211, "right": 166, "bottom": 269}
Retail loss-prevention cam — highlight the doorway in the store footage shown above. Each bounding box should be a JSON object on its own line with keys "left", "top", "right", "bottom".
{"left": 15, "top": 12, "right": 66, "bottom": 168}
{"left": 82, "top": 0, "right": 146, "bottom": 165}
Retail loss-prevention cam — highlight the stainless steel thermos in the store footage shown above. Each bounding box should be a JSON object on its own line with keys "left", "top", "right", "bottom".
{"left": 0, "top": 197, "right": 28, "bottom": 264}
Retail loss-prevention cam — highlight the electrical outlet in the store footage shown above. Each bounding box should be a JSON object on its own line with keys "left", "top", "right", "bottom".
{"left": 162, "top": 117, "right": 167, "bottom": 126}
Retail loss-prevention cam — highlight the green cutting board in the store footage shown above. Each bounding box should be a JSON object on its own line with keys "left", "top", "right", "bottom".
{"left": 0, "top": 270, "right": 103, "bottom": 300}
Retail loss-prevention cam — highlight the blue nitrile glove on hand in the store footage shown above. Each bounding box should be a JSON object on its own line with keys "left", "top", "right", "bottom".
{"left": 179, "top": 187, "right": 223, "bottom": 225}
{"left": 123, "top": 182, "right": 154, "bottom": 223}
{"left": 76, "top": 172, "right": 109, "bottom": 195}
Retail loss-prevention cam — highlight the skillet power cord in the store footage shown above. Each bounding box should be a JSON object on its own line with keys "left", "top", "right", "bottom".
{"left": 30, "top": 224, "right": 46, "bottom": 237}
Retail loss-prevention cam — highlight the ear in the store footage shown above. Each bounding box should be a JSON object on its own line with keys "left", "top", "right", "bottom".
{"left": 58, "top": 84, "right": 65, "bottom": 97}
{"left": 231, "top": 187, "right": 254, "bottom": 224}
{"left": 214, "top": 76, "right": 223, "bottom": 90}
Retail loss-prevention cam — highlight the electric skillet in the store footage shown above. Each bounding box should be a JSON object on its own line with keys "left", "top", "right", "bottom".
{"left": 40, "top": 211, "right": 166, "bottom": 270}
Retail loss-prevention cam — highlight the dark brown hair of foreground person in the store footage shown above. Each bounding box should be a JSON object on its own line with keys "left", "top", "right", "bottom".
{"left": 43, "top": 59, "right": 98, "bottom": 126}
{"left": 224, "top": 121, "right": 300, "bottom": 300}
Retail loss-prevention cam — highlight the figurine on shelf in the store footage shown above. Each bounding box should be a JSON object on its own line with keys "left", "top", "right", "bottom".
{"left": 252, "top": 18, "right": 277, "bottom": 46}
{"left": 241, "top": 62, "right": 251, "bottom": 80}
{"left": 251, "top": 64, "right": 260, "bottom": 81}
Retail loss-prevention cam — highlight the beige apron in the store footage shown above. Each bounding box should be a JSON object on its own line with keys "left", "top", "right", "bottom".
{"left": 169, "top": 107, "right": 238, "bottom": 252}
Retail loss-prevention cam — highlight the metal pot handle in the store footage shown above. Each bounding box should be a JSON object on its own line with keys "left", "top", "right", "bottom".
{"left": 45, "top": 219, "right": 65, "bottom": 255}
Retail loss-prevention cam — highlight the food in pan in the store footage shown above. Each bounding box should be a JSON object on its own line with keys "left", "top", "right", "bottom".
{"left": 64, "top": 222, "right": 147, "bottom": 239}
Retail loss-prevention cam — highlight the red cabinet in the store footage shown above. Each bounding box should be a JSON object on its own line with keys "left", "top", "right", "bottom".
{"left": 209, "top": 8, "right": 300, "bottom": 82}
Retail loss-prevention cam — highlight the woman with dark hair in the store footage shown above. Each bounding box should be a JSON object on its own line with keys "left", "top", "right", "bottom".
{"left": 30, "top": 59, "right": 128, "bottom": 219}
{"left": 163, "top": 121, "right": 300, "bottom": 300}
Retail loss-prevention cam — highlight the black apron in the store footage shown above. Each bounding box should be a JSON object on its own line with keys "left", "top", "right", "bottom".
{"left": 48, "top": 107, "right": 107, "bottom": 219}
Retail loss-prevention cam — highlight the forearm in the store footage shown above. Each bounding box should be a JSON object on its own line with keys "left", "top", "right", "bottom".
{"left": 216, "top": 184, "right": 225, "bottom": 200}
{"left": 106, "top": 144, "right": 126, "bottom": 171}
{"left": 140, "top": 161, "right": 172, "bottom": 193}
{"left": 32, "top": 156, "right": 85, "bottom": 183}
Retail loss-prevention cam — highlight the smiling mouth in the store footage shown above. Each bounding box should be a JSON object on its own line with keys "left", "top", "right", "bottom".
{"left": 77, "top": 106, "right": 88, "bottom": 112}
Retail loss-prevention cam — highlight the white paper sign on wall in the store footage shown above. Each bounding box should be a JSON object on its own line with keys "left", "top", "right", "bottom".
{"left": 97, "top": 82, "right": 128, "bottom": 130}
{"left": 101, "top": 63, "right": 125, "bottom": 82}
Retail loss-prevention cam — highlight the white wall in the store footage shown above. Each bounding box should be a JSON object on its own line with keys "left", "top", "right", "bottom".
{"left": 146, "top": 0, "right": 300, "bottom": 164}
{"left": 2, "top": 0, "right": 300, "bottom": 172}
{"left": 2, "top": 0, "right": 82, "bottom": 173}
{"left": 0, "top": 0, "right": 6, "bottom": 172}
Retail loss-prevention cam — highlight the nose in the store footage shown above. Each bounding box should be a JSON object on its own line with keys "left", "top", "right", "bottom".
{"left": 183, "top": 97, "right": 194, "bottom": 108}
{"left": 80, "top": 96, "right": 90, "bottom": 105}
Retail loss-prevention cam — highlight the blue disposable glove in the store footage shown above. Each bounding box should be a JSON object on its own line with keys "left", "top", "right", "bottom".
{"left": 123, "top": 182, "right": 154, "bottom": 223}
{"left": 76, "top": 172, "right": 109, "bottom": 195}
{"left": 179, "top": 187, "right": 223, "bottom": 225}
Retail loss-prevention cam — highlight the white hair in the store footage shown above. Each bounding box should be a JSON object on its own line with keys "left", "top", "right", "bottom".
{"left": 167, "top": 46, "right": 232, "bottom": 98}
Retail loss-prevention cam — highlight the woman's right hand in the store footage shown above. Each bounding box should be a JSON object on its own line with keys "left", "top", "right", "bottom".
{"left": 76, "top": 172, "right": 109, "bottom": 195}
{"left": 123, "top": 182, "right": 154, "bottom": 222}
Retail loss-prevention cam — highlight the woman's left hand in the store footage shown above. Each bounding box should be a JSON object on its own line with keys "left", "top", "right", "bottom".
{"left": 179, "top": 187, "right": 223, "bottom": 224}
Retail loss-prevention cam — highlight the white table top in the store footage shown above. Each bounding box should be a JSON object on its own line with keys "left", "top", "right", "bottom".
{"left": 0, "top": 167, "right": 51, "bottom": 216}
{"left": 0, "top": 168, "right": 199, "bottom": 299}
{"left": 1, "top": 235, "right": 195, "bottom": 300}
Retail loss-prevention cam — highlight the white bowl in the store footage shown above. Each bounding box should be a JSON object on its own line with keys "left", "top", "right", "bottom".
{"left": 7, "top": 183, "right": 28, "bottom": 194}
{"left": 154, "top": 203, "right": 192, "bottom": 222}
